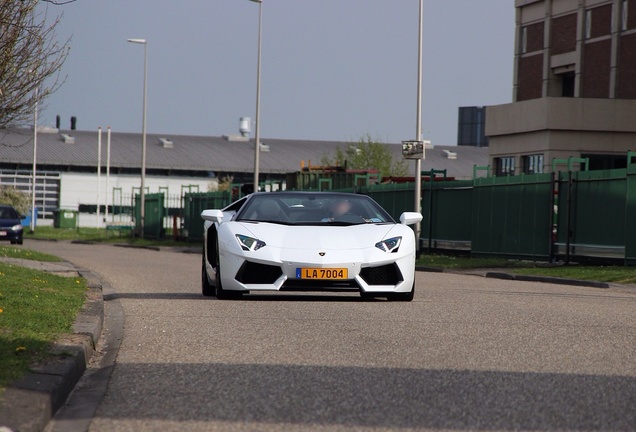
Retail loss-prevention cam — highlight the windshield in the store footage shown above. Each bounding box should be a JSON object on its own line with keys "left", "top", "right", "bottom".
{"left": 0, "top": 207, "right": 19, "bottom": 220}
{"left": 235, "top": 193, "right": 395, "bottom": 226}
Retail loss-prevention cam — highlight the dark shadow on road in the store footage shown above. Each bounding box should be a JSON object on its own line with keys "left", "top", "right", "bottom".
{"left": 103, "top": 292, "right": 386, "bottom": 302}
{"left": 84, "top": 363, "right": 636, "bottom": 430}
{"left": 103, "top": 293, "right": 203, "bottom": 301}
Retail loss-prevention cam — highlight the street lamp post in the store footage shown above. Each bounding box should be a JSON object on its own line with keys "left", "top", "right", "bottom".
{"left": 127, "top": 38, "right": 148, "bottom": 238}
{"left": 31, "top": 87, "right": 38, "bottom": 233}
{"left": 250, "top": 0, "right": 262, "bottom": 192}
{"left": 414, "top": 0, "right": 424, "bottom": 256}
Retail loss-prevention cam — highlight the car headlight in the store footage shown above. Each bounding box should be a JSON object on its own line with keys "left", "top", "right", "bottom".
{"left": 375, "top": 236, "right": 401, "bottom": 253}
{"left": 12, "top": 224, "right": 23, "bottom": 231}
{"left": 236, "top": 234, "right": 266, "bottom": 251}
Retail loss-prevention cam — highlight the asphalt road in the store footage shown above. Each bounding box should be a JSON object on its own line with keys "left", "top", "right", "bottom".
{"left": 27, "top": 240, "right": 636, "bottom": 432}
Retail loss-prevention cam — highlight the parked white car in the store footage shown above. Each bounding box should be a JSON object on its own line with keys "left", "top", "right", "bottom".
{"left": 201, "top": 192, "right": 422, "bottom": 301}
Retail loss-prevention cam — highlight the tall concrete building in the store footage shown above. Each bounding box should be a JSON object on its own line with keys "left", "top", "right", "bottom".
{"left": 486, "top": 0, "right": 636, "bottom": 175}
{"left": 457, "top": 106, "right": 489, "bottom": 148}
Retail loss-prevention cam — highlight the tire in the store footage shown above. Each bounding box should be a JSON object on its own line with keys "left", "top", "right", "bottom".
{"left": 214, "top": 241, "right": 227, "bottom": 299}
{"left": 201, "top": 254, "right": 216, "bottom": 297}
{"left": 215, "top": 265, "right": 227, "bottom": 299}
{"left": 214, "top": 265, "right": 236, "bottom": 300}
{"left": 387, "top": 282, "right": 415, "bottom": 302}
{"left": 213, "top": 244, "right": 242, "bottom": 300}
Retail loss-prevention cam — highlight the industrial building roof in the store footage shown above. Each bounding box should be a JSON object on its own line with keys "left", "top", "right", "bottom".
{"left": 0, "top": 128, "right": 488, "bottom": 179}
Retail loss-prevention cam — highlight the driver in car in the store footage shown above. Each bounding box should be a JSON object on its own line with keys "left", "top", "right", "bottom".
{"left": 322, "top": 199, "right": 352, "bottom": 222}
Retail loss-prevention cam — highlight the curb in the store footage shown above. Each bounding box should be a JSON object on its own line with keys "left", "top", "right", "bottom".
{"left": 0, "top": 266, "right": 104, "bottom": 432}
{"left": 485, "top": 271, "right": 611, "bottom": 289}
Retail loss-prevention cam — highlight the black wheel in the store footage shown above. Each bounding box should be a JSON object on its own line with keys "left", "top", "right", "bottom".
{"left": 17, "top": 239, "right": 23, "bottom": 245}
{"left": 213, "top": 241, "right": 243, "bottom": 300}
{"left": 387, "top": 282, "right": 415, "bottom": 302}
{"left": 215, "top": 262, "right": 244, "bottom": 300}
{"left": 214, "top": 264, "right": 236, "bottom": 300}
{"left": 201, "top": 254, "right": 216, "bottom": 297}
{"left": 215, "top": 264, "right": 228, "bottom": 299}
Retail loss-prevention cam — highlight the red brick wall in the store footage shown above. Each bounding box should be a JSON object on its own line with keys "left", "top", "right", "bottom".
{"left": 627, "top": 0, "right": 636, "bottom": 30}
{"left": 525, "top": 21, "right": 544, "bottom": 52}
{"left": 617, "top": 33, "right": 636, "bottom": 98}
{"left": 582, "top": 40, "right": 611, "bottom": 98}
{"left": 517, "top": 54, "right": 543, "bottom": 101}
{"left": 551, "top": 13, "right": 577, "bottom": 54}
{"left": 589, "top": 4, "right": 613, "bottom": 38}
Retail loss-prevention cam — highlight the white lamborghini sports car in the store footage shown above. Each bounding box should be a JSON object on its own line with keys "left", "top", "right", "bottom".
{"left": 201, "top": 191, "right": 422, "bottom": 301}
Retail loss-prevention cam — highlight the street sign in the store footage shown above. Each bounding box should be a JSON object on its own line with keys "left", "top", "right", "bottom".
{"left": 401, "top": 140, "right": 425, "bottom": 159}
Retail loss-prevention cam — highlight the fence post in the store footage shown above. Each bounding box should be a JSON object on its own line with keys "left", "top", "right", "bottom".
{"left": 549, "top": 172, "right": 556, "bottom": 262}
{"left": 565, "top": 171, "right": 573, "bottom": 265}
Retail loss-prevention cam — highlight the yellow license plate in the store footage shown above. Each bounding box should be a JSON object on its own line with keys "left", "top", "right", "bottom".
{"left": 297, "top": 268, "right": 348, "bottom": 279}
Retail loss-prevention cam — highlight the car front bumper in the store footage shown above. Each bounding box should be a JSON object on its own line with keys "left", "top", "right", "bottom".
{"left": 217, "top": 243, "right": 416, "bottom": 294}
{"left": 0, "top": 228, "right": 23, "bottom": 243}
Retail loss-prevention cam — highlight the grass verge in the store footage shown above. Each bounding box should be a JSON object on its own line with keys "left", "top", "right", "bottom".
{"left": 0, "top": 246, "right": 63, "bottom": 262}
{"left": 513, "top": 266, "right": 636, "bottom": 284}
{"left": 416, "top": 254, "right": 636, "bottom": 285}
{"left": 25, "top": 226, "right": 192, "bottom": 247}
{"left": 416, "top": 254, "right": 531, "bottom": 269}
{"left": 0, "top": 262, "right": 87, "bottom": 391}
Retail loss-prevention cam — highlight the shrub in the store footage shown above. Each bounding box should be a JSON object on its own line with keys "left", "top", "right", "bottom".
{"left": 0, "top": 186, "right": 30, "bottom": 214}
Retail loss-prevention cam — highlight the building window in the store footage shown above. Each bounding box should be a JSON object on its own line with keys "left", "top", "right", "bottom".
{"left": 522, "top": 154, "right": 544, "bottom": 174}
{"left": 495, "top": 157, "right": 516, "bottom": 176}
{"left": 561, "top": 72, "right": 575, "bottom": 97}
{"left": 521, "top": 26, "right": 528, "bottom": 53}
{"left": 586, "top": 10, "right": 592, "bottom": 39}
{"left": 623, "top": 0, "right": 628, "bottom": 31}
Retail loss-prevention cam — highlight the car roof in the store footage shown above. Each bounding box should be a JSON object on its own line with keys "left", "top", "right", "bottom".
{"left": 249, "top": 191, "right": 362, "bottom": 198}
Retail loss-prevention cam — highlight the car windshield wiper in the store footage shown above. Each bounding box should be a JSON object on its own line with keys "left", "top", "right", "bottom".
{"left": 238, "top": 219, "right": 290, "bottom": 225}
{"left": 321, "top": 220, "right": 364, "bottom": 226}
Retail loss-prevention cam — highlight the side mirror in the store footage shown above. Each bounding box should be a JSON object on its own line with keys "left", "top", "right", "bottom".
{"left": 399, "top": 212, "right": 423, "bottom": 225}
{"left": 201, "top": 209, "right": 224, "bottom": 223}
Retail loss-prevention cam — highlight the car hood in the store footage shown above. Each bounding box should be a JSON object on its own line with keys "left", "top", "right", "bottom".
{"left": 0, "top": 218, "right": 21, "bottom": 228}
{"left": 233, "top": 222, "right": 399, "bottom": 250}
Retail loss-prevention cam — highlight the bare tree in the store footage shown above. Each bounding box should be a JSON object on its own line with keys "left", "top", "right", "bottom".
{"left": 0, "top": 0, "right": 70, "bottom": 131}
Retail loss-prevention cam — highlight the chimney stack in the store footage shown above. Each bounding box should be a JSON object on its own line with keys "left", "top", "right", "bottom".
{"left": 70, "top": 116, "right": 77, "bottom": 130}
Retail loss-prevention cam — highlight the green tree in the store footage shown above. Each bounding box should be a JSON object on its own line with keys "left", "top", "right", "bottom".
{"left": 327, "top": 135, "right": 408, "bottom": 177}
{"left": 0, "top": 186, "right": 30, "bottom": 214}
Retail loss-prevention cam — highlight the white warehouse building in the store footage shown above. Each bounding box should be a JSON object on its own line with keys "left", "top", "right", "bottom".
{"left": 0, "top": 127, "right": 488, "bottom": 227}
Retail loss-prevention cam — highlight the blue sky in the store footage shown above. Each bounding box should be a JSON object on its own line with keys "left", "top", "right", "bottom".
{"left": 41, "top": 1, "right": 515, "bottom": 146}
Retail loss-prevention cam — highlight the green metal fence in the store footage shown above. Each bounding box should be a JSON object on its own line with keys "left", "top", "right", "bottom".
{"left": 167, "top": 154, "right": 636, "bottom": 265}
{"left": 134, "top": 193, "right": 165, "bottom": 239}
{"left": 556, "top": 169, "right": 627, "bottom": 261}
{"left": 360, "top": 182, "right": 415, "bottom": 222}
{"left": 421, "top": 179, "right": 473, "bottom": 252}
{"left": 471, "top": 173, "right": 554, "bottom": 259}
{"left": 182, "top": 191, "right": 232, "bottom": 241}
{"left": 626, "top": 162, "right": 636, "bottom": 265}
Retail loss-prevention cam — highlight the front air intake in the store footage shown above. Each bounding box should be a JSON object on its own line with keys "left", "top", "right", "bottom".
{"left": 235, "top": 261, "right": 282, "bottom": 284}
{"left": 359, "top": 263, "right": 403, "bottom": 286}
